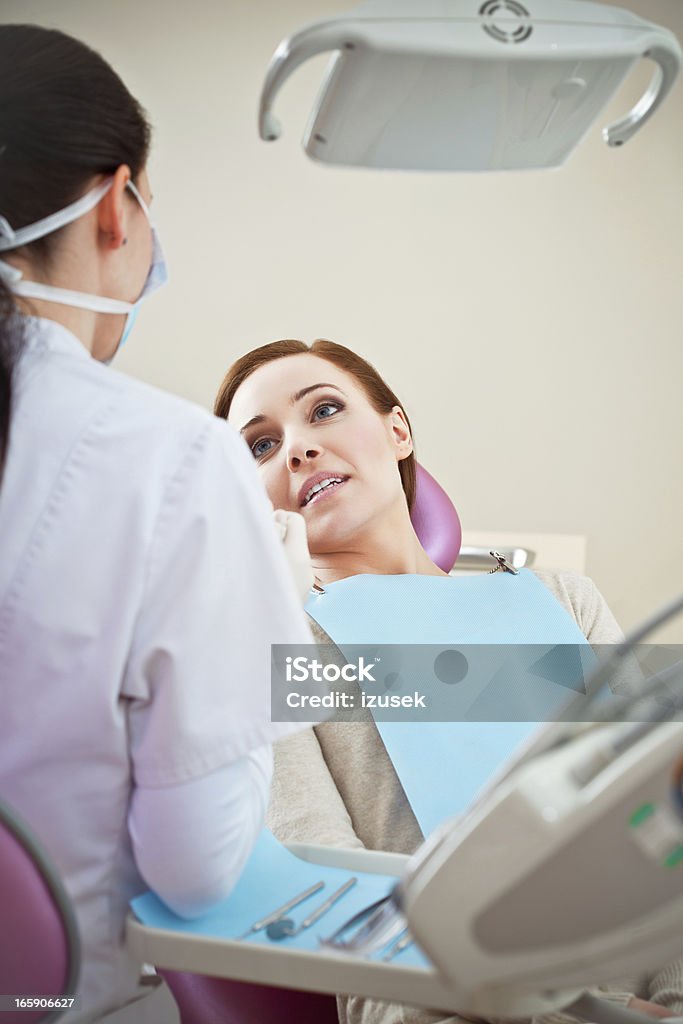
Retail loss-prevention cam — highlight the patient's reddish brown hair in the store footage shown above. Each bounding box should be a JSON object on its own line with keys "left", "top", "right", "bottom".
{"left": 215, "top": 339, "right": 416, "bottom": 510}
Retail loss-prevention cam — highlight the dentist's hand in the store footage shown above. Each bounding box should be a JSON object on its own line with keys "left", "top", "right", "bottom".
{"left": 273, "top": 510, "right": 314, "bottom": 602}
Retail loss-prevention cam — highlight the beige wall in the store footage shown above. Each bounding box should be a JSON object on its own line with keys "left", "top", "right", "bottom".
{"left": 2, "top": 0, "right": 683, "bottom": 639}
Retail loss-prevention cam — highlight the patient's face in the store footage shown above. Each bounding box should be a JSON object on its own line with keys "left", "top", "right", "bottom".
{"left": 229, "top": 353, "right": 411, "bottom": 554}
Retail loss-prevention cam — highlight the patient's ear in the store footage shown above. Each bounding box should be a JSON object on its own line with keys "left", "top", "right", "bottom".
{"left": 389, "top": 406, "right": 413, "bottom": 461}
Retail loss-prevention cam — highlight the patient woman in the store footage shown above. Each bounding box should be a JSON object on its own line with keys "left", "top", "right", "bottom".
{"left": 216, "top": 339, "right": 683, "bottom": 1024}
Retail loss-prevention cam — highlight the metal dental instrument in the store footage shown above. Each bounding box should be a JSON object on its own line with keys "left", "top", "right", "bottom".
{"left": 320, "top": 889, "right": 406, "bottom": 955}
{"left": 382, "top": 930, "right": 414, "bottom": 962}
{"left": 235, "top": 880, "right": 325, "bottom": 940}
{"left": 321, "top": 893, "right": 391, "bottom": 947}
{"left": 266, "top": 877, "right": 358, "bottom": 941}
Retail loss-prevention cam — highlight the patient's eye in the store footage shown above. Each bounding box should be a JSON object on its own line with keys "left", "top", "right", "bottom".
{"left": 312, "top": 400, "right": 343, "bottom": 421}
{"left": 251, "top": 437, "right": 276, "bottom": 458}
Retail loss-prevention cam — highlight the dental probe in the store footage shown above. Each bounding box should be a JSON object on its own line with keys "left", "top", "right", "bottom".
{"left": 266, "top": 877, "right": 358, "bottom": 940}
{"left": 235, "top": 880, "right": 325, "bottom": 940}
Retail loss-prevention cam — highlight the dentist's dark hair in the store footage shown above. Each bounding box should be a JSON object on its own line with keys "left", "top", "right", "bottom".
{"left": 0, "top": 24, "right": 151, "bottom": 483}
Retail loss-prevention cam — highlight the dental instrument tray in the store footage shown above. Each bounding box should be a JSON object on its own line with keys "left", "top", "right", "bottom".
{"left": 127, "top": 838, "right": 471, "bottom": 1015}
{"left": 258, "top": 0, "right": 682, "bottom": 171}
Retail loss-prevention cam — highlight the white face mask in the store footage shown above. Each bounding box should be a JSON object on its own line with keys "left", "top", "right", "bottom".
{"left": 0, "top": 177, "right": 168, "bottom": 353}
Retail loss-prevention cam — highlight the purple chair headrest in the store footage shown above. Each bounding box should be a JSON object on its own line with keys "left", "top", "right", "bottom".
{"left": 410, "top": 463, "right": 461, "bottom": 573}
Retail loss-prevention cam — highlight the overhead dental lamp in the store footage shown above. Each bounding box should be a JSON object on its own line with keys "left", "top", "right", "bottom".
{"left": 258, "top": 0, "right": 682, "bottom": 171}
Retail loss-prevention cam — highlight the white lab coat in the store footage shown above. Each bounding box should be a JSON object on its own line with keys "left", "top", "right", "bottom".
{"left": 0, "top": 317, "right": 313, "bottom": 1021}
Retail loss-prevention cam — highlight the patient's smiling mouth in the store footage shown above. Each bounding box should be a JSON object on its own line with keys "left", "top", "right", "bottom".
{"left": 299, "top": 473, "right": 349, "bottom": 508}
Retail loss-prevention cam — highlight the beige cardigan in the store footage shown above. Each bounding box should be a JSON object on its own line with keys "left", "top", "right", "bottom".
{"left": 267, "top": 571, "right": 683, "bottom": 1024}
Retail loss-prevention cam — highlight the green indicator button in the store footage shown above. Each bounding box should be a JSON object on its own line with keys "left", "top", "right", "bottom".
{"left": 664, "top": 846, "right": 683, "bottom": 869}
{"left": 629, "top": 803, "right": 656, "bottom": 828}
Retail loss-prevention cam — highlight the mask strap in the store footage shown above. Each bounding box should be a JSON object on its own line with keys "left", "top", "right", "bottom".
{"left": 12, "top": 281, "right": 132, "bottom": 314}
{"left": 126, "top": 181, "right": 152, "bottom": 222}
{"left": 0, "top": 263, "right": 133, "bottom": 314}
{"left": 0, "top": 178, "right": 114, "bottom": 253}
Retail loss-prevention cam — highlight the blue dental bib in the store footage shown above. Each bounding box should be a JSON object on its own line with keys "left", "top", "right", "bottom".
{"left": 306, "top": 570, "right": 594, "bottom": 835}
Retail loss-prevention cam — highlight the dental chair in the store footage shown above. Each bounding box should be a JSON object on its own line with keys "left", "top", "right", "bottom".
{"left": 0, "top": 798, "right": 80, "bottom": 1024}
{"left": 159, "top": 462, "right": 460, "bottom": 1023}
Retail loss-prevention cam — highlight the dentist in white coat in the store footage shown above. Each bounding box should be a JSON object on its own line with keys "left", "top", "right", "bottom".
{"left": 0, "top": 23, "right": 313, "bottom": 1024}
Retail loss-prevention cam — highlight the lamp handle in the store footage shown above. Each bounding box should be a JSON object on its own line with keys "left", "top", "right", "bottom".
{"left": 603, "top": 35, "right": 682, "bottom": 148}
{"left": 258, "top": 23, "right": 352, "bottom": 142}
